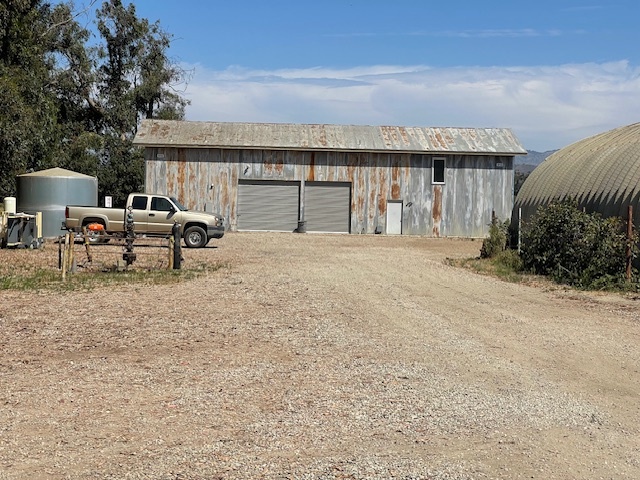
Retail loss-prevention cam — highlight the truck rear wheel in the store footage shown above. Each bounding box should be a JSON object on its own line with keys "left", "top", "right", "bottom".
{"left": 184, "top": 225, "right": 207, "bottom": 248}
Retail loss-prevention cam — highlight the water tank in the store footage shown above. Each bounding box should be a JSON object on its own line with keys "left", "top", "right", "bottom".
{"left": 17, "top": 167, "right": 98, "bottom": 237}
{"left": 3, "top": 196, "right": 16, "bottom": 214}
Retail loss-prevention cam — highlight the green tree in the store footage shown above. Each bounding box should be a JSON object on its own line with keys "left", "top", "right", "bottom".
{"left": 0, "top": 0, "right": 188, "bottom": 204}
{"left": 0, "top": 0, "right": 58, "bottom": 197}
{"left": 92, "top": 0, "right": 188, "bottom": 205}
{"left": 514, "top": 171, "right": 529, "bottom": 197}
{"left": 46, "top": 1, "right": 102, "bottom": 176}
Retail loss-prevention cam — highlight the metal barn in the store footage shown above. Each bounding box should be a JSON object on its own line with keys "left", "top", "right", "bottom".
{"left": 133, "top": 120, "right": 526, "bottom": 237}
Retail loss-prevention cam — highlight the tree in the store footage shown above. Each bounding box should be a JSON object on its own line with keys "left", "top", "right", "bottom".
{"left": 88, "top": 0, "right": 189, "bottom": 205}
{"left": 0, "top": 0, "right": 189, "bottom": 204}
{"left": 0, "top": 0, "right": 58, "bottom": 197}
{"left": 514, "top": 171, "right": 529, "bottom": 197}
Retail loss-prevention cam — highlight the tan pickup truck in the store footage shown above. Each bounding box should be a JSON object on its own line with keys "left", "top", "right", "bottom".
{"left": 65, "top": 193, "right": 224, "bottom": 248}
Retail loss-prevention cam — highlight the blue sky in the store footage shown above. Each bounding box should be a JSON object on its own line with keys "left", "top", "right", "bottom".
{"left": 80, "top": 1, "right": 640, "bottom": 151}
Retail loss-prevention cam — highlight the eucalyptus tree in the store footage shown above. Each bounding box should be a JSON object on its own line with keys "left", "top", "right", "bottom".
{"left": 0, "top": 0, "right": 189, "bottom": 204}
{"left": 90, "top": 0, "right": 189, "bottom": 205}
{"left": 0, "top": 0, "right": 58, "bottom": 197}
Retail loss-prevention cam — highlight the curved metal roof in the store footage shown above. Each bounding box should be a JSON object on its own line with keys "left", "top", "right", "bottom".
{"left": 514, "top": 122, "right": 640, "bottom": 223}
{"left": 133, "top": 119, "right": 527, "bottom": 155}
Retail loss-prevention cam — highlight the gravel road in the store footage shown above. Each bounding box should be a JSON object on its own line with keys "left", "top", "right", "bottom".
{"left": 1, "top": 232, "right": 639, "bottom": 479}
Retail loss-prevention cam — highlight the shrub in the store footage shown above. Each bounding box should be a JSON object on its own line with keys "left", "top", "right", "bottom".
{"left": 480, "top": 219, "right": 509, "bottom": 258}
{"left": 520, "top": 199, "right": 637, "bottom": 289}
{"left": 494, "top": 249, "right": 524, "bottom": 271}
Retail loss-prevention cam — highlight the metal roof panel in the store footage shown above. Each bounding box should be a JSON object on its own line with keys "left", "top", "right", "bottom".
{"left": 133, "top": 120, "right": 527, "bottom": 155}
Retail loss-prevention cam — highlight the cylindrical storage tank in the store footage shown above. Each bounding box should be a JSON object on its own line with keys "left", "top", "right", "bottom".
{"left": 17, "top": 167, "right": 98, "bottom": 237}
{"left": 4, "top": 196, "right": 16, "bottom": 214}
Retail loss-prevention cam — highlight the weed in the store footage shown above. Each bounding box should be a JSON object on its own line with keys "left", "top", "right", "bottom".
{"left": 0, "top": 262, "right": 227, "bottom": 292}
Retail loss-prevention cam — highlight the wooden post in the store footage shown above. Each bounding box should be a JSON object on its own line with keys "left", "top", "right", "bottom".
{"left": 82, "top": 226, "right": 93, "bottom": 263}
{"left": 627, "top": 205, "right": 633, "bottom": 281}
{"left": 58, "top": 235, "right": 63, "bottom": 269}
{"left": 517, "top": 207, "right": 522, "bottom": 254}
{"left": 172, "top": 222, "right": 181, "bottom": 270}
{"left": 62, "top": 233, "right": 69, "bottom": 281}
{"left": 69, "top": 233, "right": 75, "bottom": 273}
{"left": 168, "top": 236, "right": 174, "bottom": 270}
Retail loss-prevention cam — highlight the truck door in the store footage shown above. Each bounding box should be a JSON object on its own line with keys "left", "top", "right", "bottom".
{"left": 147, "top": 195, "right": 178, "bottom": 233}
{"left": 129, "top": 195, "right": 150, "bottom": 230}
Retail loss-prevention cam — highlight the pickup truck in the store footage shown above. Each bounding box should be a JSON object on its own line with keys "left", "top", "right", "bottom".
{"left": 65, "top": 193, "right": 224, "bottom": 248}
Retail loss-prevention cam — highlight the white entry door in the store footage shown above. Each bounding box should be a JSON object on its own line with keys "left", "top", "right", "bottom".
{"left": 386, "top": 201, "right": 403, "bottom": 234}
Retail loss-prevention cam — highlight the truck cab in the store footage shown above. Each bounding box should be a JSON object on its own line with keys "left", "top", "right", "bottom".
{"left": 65, "top": 193, "right": 224, "bottom": 248}
{"left": 128, "top": 194, "right": 224, "bottom": 247}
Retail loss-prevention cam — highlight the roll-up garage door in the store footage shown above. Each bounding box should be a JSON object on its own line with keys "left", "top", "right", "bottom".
{"left": 237, "top": 180, "right": 300, "bottom": 231}
{"left": 304, "top": 182, "right": 351, "bottom": 233}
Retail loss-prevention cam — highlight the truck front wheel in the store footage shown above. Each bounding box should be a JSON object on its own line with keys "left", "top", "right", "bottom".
{"left": 183, "top": 225, "right": 207, "bottom": 248}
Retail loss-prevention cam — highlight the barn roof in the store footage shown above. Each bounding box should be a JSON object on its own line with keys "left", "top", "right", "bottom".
{"left": 133, "top": 119, "right": 526, "bottom": 155}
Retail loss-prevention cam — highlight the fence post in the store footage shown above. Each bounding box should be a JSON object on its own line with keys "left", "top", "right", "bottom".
{"left": 168, "top": 236, "right": 174, "bottom": 269}
{"left": 82, "top": 226, "right": 93, "bottom": 263}
{"left": 627, "top": 205, "right": 633, "bottom": 281}
{"left": 62, "top": 233, "right": 69, "bottom": 281}
{"left": 70, "top": 233, "right": 75, "bottom": 273}
{"left": 517, "top": 207, "right": 522, "bottom": 254}
{"left": 172, "top": 222, "right": 181, "bottom": 270}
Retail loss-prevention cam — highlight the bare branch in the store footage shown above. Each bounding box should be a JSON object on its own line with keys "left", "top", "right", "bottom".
{"left": 42, "top": 0, "right": 100, "bottom": 37}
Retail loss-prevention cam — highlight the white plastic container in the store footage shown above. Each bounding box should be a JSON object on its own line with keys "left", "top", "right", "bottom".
{"left": 3, "top": 196, "right": 16, "bottom": 214}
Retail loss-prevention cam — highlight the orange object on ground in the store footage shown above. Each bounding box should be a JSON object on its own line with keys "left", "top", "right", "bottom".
{"left": 87, "top": 223, "right": 104, "bottom": 231}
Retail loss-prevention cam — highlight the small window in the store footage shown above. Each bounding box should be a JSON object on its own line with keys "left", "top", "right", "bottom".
{"left": 432, "top": 157, "right": 446, "bottom": 184}
{"left": 131, "top": 196, "right": 148, "bottom": 210}
{"left": 151, "top": 196, "right": 174, "bottom": 212}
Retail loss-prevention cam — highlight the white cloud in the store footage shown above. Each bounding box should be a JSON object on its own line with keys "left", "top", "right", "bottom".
{"left": 182, "top": 61, "right": 640, "bottom": 151}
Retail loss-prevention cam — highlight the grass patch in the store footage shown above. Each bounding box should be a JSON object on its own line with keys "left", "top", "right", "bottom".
{"left": 448, "top": 250, "right": 528, "bottom": 284}
{"left": 0, "top": 262, "right": 228, "bottom": 292}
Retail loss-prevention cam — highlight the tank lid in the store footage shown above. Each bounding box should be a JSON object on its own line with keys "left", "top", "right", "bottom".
{"left": 18, "top": 167, "right": 96, "bottom": 179}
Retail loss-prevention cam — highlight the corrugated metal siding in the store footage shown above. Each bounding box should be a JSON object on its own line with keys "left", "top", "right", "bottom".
{"left": 514, "top": 123, "right": 640, "bottom": 226}
{"left": 145, "top": 147, "right": 514, "bottom": 237}
{"left": 134, "top": 120, "right": 527, "bottom": 155}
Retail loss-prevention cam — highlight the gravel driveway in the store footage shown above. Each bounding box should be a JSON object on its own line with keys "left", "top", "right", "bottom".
{"left": 1, "top": 232, "right": 639, "bottom": 479}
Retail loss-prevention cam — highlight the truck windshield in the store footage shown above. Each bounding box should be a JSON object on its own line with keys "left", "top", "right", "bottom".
{"left": 170, "top": 197, "right": 188, "bottom": 211}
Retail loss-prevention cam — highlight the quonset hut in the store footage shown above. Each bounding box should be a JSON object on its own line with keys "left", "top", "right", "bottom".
{"left": 133, "top": 119, "right": 526, "bottom": 237}
{"left": 514, "top": 123, "right": 640, "bottom": 226}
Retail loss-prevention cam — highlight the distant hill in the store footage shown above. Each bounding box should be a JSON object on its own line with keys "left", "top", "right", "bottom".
{"left": 515, "top": 149, "right": 557, "bottom": 174}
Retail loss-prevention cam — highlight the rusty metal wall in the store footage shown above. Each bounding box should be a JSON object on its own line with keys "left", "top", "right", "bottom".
{"left": 145, "top": 148, "right": 513, "bottom": 237}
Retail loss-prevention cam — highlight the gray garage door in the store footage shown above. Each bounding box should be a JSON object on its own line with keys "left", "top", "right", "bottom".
{"left": 237, "top": 180, "right": 300, "bottom": 231}
{"left": 304, "top": 182, "right": 351, "bottom": 233}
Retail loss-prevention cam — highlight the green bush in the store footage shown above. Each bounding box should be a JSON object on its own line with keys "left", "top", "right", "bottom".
{"left": 520, "top": 199, "right": 637, "bottom": 289}
{"left": 480, "top": 219, "right": 509, "bottom": 258}
{"left": 495, "top": 249, "right": 524, "bottom": 271}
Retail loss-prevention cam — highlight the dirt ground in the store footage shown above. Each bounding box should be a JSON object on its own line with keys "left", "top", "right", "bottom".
{"left": 1, "top": 232, "right": 639, "bottom": 479}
